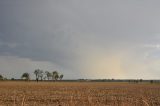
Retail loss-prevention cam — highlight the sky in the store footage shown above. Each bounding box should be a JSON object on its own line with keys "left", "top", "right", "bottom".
{"left": 0, "top": 0, "right": 160, "bottom": 79}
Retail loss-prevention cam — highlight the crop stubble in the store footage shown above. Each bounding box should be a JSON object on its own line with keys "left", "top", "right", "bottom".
{"left": 0, "top": 82, "right": 160, "bottom": 106}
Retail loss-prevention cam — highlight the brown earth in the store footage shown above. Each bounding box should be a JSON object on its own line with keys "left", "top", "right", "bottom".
{"left": 0, "top": 81, "right": 160, "bottom": 106}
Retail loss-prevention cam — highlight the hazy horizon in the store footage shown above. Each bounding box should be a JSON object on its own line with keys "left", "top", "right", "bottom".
{"left": 1, "top": 0, "right": 160, "bottom": 79}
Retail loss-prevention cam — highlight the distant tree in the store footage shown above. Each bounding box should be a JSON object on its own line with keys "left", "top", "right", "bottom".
{"left": 21, "top": 73, "right": 30, "bottom": 81}
{"left": 150, "top": 80, "right": 153, "bottom": 84}
{"left": 3, "top": 77, "right": 7, "bottom": 80}
{"left": 52, "top": 71, "right": 59, "bottom": 81}
{"left": 38, "top": 70, "right": 44, "bottom": 81}
{"left": 55, "top": 74, "right": 59, "bottom": 81}
{"left": 11, "top": 78, "right": 15, "bottom": 80}
{"left": 139, "top": 79, "right": 143, "bottom": 82}
{"left": 136, "top": 80, "right": 138, "bottom": 83}
{"left": 43, "top": 76, "right": 47, "bottom": 80}
{"left": 45, "top": 71, "right": 52, "bottom": 80}
{"left": 0, "top": 74, "right": 3, "bottom": 80}
{"left": 34, "top": 69, "right": 40, "bottom": 82}
{"left": 59, "top": 74, "right": 64, "bottom": 80}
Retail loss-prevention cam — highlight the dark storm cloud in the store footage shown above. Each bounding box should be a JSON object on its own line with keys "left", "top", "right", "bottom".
{"left": 1, "top": 0, "right": 160, "bottom": 78}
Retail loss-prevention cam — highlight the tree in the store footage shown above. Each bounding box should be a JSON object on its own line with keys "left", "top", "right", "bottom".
{"left": 59, "top": 74, "right": 63, "bottom": 80}
{"left": 3, "top": 77, "right": 7, "bottom": 80}
{"left": 0, "top": 74, "right": 3, "bottom": 80}
{"left": 55, "top": 74, "right": 59, "bottom": 81}
{"left": 52, "top": 71, "right": 59, "bottom": 81}
{"left": 150, "top": 80, "right": 153, "bottom": 84}
{"left": 139, "top": 79, "right": 143, "bottom": 82}
{"left": 38, "top": 70, "right": 44, "bottom": 81}
{"left": 43, "top": 76, "right": 47, "bottom": 80}
{"left": 21, "top": 73, "right": 30, "bottom": 81}
{"left": 11, "top": 78, "right": 15, "bottom": 80}
{"left": 34, "top": 69, "right": 40, "bottom": 82}
{"left": 45, "top": 71, "right": 52, "bottom": 80}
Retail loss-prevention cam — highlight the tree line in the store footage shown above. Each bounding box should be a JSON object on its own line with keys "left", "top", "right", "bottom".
{"left": 33, "top": 69, "right": 63, "bottom": 82}
{"left": 0, "top": 69, "right": 64, "bottom": 82}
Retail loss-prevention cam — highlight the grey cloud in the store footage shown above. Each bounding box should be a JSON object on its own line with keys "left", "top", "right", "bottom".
{"left": 1, "top": 0, "right": 160, "bottom": 78}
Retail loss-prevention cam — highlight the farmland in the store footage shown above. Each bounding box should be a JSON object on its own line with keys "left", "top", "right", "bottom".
{"left": 0, "top": 81, "right": 160, "bottom": 106}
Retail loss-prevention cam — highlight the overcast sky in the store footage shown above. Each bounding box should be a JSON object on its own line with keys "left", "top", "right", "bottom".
{"left": 0, "top": 0, "right": 160, "bottom": 79}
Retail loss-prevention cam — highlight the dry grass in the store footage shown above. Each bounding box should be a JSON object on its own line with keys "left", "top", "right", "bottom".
{"left": 0, "top": 81, "right": 160, "bottom": 106}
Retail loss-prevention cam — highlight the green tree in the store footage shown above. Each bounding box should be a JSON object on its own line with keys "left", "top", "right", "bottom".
{"left": 55, "top": 74, "right": 59, "bottom": 81}
{"left": 150, "top": 80, "right": 153, "bottom": 84}
{"left": 21, "top": 73, "right": 30, "bottom": 81}
{"left": 11, "top": 78, "right": 15, "bottom": 80}
{"left": 34, "top": 69, "right": 40, "bottom": 82}
{"left": 59, "top": 74, "right": 63, "bottom": 80}
{"left": 38, "top": 70, "right": 44, "bottom": 81}
{"left": 52, "top": 71, "right": 59, "bottom": 81}
{"left": 0, "top": 74, "right": 3, "bottom": 80}
{"left": 45, "top": 71, "right": 52, "bottom": 80}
